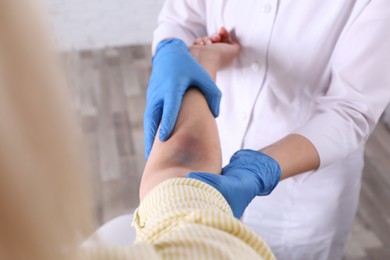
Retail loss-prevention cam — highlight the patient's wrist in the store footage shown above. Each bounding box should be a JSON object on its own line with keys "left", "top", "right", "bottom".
{"left": 190, "top": 46, "right": 218, "bottom": 81}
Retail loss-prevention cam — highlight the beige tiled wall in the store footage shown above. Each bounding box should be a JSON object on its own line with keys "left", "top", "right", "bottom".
{"left": 48, "top": 0, "right": 165, "bottom": 51}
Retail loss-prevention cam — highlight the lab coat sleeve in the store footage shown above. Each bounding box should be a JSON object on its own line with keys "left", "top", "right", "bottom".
{"left": 293, "top": 0, "right": 390, "bottom": 168}
{"left": 152, "top": 0, "right": 207, "bottom": 53}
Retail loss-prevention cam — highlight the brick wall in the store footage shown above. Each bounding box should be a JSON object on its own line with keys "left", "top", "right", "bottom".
{"left": 48, "top": 0, "right": 165, "bottom": 51}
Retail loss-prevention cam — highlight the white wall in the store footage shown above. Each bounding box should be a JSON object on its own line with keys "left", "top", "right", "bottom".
{"left": 48, "top": 0, "right": 165, "bottom": 51}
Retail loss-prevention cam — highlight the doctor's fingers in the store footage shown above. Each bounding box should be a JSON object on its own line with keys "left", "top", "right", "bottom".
{"left": 144, "top": 102, "right": 163, "bottom": 159}
{"left": 196, "top": 81, "right": 222, "bottom": 117}
{"left": 187, "top": 172, "right": 223, "bottom": 188}
{"left": 158, "top": 95, "right": 183, "bottom": 142}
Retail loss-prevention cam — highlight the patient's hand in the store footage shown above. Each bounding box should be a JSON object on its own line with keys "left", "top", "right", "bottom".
{"left": 190, "top": 27, "right": 240, "bottom": 73}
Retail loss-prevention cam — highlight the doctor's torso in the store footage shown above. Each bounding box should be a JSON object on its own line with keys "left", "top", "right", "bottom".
{"left": 204, "top": 0, "right": 369, "bottom": 164}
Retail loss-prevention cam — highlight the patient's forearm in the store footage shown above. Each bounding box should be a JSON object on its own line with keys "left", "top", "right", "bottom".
{"left": 139, "top": 89, "right": 222, "bottom": 200}
{"left": 139, "top": 47, "right": 223, "bottom": 200}
{"left": 190, "top": 47, "right": 218, "bottom": 81}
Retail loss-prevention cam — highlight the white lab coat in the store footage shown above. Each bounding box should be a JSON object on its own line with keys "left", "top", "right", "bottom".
{"left": 153, "top": 1, "right": 390, "bottom": 259}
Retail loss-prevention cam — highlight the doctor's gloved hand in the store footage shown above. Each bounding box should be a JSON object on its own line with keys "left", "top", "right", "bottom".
{"left": 144, "top": 38, "right": 222, "bottom": 159}
{"left": 187, "top": 149, "right": 281, "bottom": 218}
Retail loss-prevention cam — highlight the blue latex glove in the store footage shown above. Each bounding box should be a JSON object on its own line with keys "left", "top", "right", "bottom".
{"left": 144, "top": 38, "right": 222, "bottom": 159}
{"left": 187, "top": 149, "right": 281, "bottom": 218}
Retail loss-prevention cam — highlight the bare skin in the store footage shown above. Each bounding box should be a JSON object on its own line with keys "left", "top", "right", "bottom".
{"left": 140, "top": 27, "right": 320, "bottom": 200}
{"left": 139, "top": 34, "right": 240, "bottom": 200}
{"left": 195, "top": 27, "right": 320, "bottom": 180}
{"left": 260, "top": 134, "right": 320, "bottom": 180}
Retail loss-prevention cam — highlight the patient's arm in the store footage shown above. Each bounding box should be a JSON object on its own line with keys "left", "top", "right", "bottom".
{"left": 140, "top": 35, "right": 240, "bottom": 200}
{"left": 139, "top": 88, "right": 222, "bottom": 200}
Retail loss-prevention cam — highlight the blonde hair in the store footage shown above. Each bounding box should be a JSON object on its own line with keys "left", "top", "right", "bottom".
{"left": 0, "top": 0, "right": 93, "bottom": 259}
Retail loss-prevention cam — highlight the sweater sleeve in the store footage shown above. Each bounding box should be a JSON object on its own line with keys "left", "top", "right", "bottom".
{"left": 80, "top": 178, "right": 274, "bottom": 259}
{"left": 132, "top": 178, "right": 275, "bottom": 259}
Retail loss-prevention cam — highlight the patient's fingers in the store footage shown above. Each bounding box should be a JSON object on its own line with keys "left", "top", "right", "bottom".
{"left": 210, "top": 34, "right": 221, "bottom": 43}
{"left": 193, "top": 26, "right": 232, "bottom": 46}
{"left": 219, "top": 27, "right": 231, "bottom": 43}
{"left": 204, "top": 37, "right": 213, "bottom": 45}
{"left": 194, "top": 38, "right": 204, "bottom": 45}
{"left": 194, "top": 36, "right": 213, "bottom": 45}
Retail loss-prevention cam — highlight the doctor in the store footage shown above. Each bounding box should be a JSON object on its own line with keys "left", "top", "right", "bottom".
{"left": 144, "top": 1, "right": 390, "bottom": 259}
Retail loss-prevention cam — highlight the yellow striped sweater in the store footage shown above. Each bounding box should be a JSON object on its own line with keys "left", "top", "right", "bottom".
{"left": 81, "top": 178, "right": 275, "bottom": 259}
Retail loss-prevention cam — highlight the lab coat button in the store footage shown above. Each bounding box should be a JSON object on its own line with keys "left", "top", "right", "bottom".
{"left": 261, "top": 4, "right": 272, "bottom": 13}
{"left": 251, "top": 62, "right": 261, "bottom": 72}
